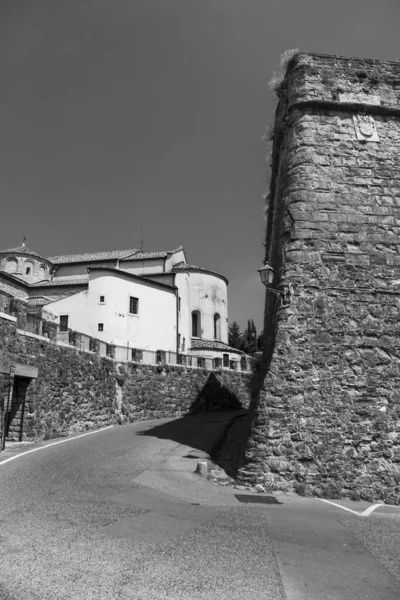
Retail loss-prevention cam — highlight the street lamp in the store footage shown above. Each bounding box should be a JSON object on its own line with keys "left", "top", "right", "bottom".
{"left": 258, "top": 262, "right": 275, "bottom": 286}
{"left": 258, "top": 262, "right": 291, "bottom": 306}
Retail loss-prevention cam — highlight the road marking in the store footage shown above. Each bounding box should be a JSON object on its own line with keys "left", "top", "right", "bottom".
{"left": 0, "top": 426, "right": 113, "bottom": 466}
{"left": 361, "top": 503, "right": 385, "bottom": 516}
{"left": 319, "top": 498, "right": 384, "bottom": 516}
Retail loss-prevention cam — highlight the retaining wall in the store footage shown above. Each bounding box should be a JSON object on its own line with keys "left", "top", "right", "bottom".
{"left": 0, "top": 315, "right": 251, "bottom": 444}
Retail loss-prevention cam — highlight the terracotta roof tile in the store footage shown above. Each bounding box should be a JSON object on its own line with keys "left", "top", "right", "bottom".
{"left": 172, "top": 264, "right": 228, "bottom": 283}
{"left": 120, "top": 246, "right": 184, "bottom": 261}
{"left": 49, "top": 246, "right": 184, "bottom": 265}
{"left": 27, "top": 296, "right": 53, "bottom": 306}
{"left": 32, "top": 278, "right": 88, "bottom": 287}
{"left": 190, "top": 339, "right": 243, "bottom": 354}
{"left": 0, "top": 245, "right": 48, "bottom": 262}
{"left": 48, "top": 249, "right": 139, "bottom": 264}
{"left": 121, "top": 251, "right": 167, "bottom": 261}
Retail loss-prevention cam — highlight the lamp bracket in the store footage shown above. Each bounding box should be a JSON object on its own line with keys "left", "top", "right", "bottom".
{"left": 265, "top": 283, "right": 292, "bottom": 307}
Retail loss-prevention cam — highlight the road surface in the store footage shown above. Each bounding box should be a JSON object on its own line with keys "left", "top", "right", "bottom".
{"left": 0, "top": 413, "right": 399, "bottom": 600}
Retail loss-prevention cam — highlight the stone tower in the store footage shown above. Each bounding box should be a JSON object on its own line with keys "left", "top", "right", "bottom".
{"left": 239, "top": 53, "right": 400, "bottom": 503}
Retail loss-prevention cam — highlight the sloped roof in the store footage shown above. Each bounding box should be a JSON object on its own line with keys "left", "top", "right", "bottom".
{"left": 0, "top": 272, "right": 29, "bottom": 288}
{"left": 0, "top": 244, "right": 49, "bottom": 262}
{"left": 48, "top": 245, "right": 184, "bottom": 265}
{"left": 31, "top": 278, "right": 88, "bottom": 288}
{"left": 121, "top": 251, "right": 166, "bottom": 261}
{"left": 27, "top": 296, "right": 53, "bottom": 306}
{"left": 121, "top": 246, "right": 184, "bottom": 261}
{"left": 87, "top": 267, "right": 176, "bottom": 291}
{"left": 48, "top": 249, "right": 139, "bottom": 264}
{"left": 190, "top": 339, "right": 243, "bottom": 354}
{"left": 172, "top": 264, "right": 228, "bottom": 284}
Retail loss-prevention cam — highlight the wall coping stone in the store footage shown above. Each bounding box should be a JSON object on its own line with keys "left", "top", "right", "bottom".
{"left": 0, "top": 311, "right": 17, "bottom": 323}
{"left": 17, "top": 330, "right": 56, "bottom": 343}
{"left": 14, "top": 326, "right": 251, "bottom": 372}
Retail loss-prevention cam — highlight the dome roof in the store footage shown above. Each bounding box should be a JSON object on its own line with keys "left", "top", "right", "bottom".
{"left": 0, "top": 244, "right": 51, "bottom": 264}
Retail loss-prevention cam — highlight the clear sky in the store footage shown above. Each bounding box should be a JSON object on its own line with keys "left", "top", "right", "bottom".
{"left": 1, "top": 0, "right": 399, "bottom": 331}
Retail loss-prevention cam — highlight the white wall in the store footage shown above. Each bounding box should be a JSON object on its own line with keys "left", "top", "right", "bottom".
{"left": 46, "top": 270, "right": 177, "bottom": 351}
{"left": 165, "top": 248, "right": 186, "bottom": 271}
{"left": 54, "top": 262, "right": 114, "bottom": 280}
{"left": 144, "top": 274, "right": 175, "bottom": 286}
{"left": 185, "top": 271, "right": 228, "bottom": 343}
{"left": 120, "top": 258, "right": 164, "bottom": 275}
{"left": 174, "top": 272, "right": 190, "bottom": 353}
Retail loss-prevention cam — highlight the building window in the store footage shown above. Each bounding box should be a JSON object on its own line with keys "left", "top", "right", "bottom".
{"left": 178, "top": 296, "right": 181, "bottom": 312}
{"left": 192, "top": 310, "right": 201, "bottom": 337}
{"left": 214, "top": 313, "right": 221, "bottom": 340}
{"left": 24, "top": 261, "right": 34, "bottom": 276}
{"left": 182, "top": 337, "right": 185, "bottom": 351}
{"left": 197, "top": 357, "right": 205, "bottom": 368}
{"left": 223, "top": 353, "right": 229, "bottom": 368}
{"left": 129, "top": 296, "right": 139, "bottom": 315}
{"left": 98, "top": 323, "right": 104, "bottom": 332}
{"left": 178, "top": 334, "right": 181, "bottom": 349}
{"left": 100, "top": 295, "right": 105, "bottom": 303}
{"left": 60, "top": 315, "right": 69, "bottom": 332}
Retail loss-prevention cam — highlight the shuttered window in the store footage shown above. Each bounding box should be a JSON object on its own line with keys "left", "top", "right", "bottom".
{"left": 129, "top": 297, "right": 139, "bottom": 315}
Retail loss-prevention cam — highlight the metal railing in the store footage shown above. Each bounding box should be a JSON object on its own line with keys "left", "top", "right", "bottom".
{"left": 2, "top": 300, "right": 250, "bottom": 371}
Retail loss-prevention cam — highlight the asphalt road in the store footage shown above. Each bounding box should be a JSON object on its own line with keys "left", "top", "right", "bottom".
{"left": 0, "top": 415, "right": 399, "bottom": 600}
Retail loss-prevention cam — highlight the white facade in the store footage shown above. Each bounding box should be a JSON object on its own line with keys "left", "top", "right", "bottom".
{"left": 138, "top": 268, "right": 229, "bottom": 354}
{"left": 185, "top": 271, "right": 228, "bottom": 343}
{"left": 0, "top": 243, "right": 243, "bottom": 363}
{"left": 47, "top": 269, "right": 177, "bottom": 351}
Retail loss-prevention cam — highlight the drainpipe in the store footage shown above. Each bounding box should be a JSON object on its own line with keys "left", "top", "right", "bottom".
{"left": 175, "top": 284, "right": 179, "bottom": 357}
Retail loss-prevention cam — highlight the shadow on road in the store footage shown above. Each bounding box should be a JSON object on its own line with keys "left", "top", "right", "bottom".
{"left": 137, "top": 410, "right": 247, "bottom": 463}
{"left": 137, "top": 370, "right": 256, "bottom": 472}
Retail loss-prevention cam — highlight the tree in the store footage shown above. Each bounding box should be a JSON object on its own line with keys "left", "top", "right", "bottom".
{"left": 228, "top": 321, "right": 242, "bottom": 349}
{"left": 241, "top": 319, "right": 258, "bottom": 354}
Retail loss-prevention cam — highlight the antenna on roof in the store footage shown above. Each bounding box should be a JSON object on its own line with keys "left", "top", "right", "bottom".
{"left": 140, "top": 218, "right": 146, "bottom": 253}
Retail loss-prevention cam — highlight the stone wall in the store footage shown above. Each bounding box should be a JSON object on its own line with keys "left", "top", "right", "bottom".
{"left": 0, "top": 315, "right": 251, "bottom": 444}
{"left": 237, "top": 53, "right": 400, "bottom": 504}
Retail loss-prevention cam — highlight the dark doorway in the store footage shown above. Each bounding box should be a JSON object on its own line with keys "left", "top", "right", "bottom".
{"left": 5, "top": 376, "right": 30, "bottom": 441}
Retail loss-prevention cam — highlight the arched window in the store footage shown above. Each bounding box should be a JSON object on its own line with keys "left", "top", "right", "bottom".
{"left": 39, "top": 264, "right": 47, "bottom": 278}
{"left": 214, "top": 313, "right": 221, "bottom": 340}
{"left": 25, "top": 261, "right": 34, "bottom": 276}
{"left": 191, "top": 311, "right": 201, "bottom": 337}
{"left": 5, "top": 258, "right": 18, "bottom": 273}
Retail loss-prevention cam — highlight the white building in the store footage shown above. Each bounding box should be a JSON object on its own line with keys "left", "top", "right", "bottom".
{"left": 0, "top": 243, "right": 244, "bottom": 366}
